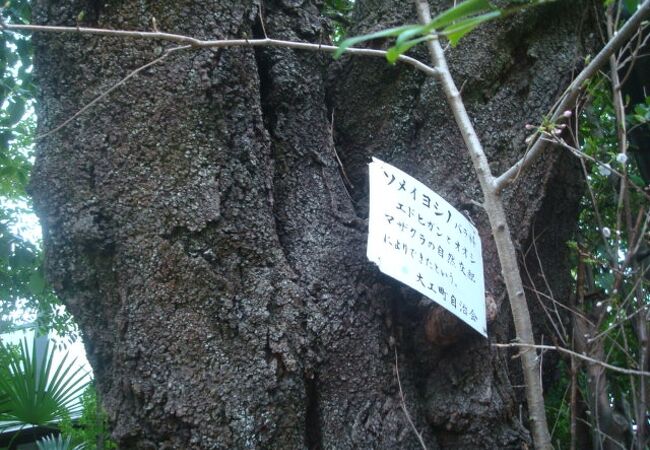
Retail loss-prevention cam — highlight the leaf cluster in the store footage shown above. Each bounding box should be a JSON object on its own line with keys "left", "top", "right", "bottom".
{"left": 322, "top": 0, "right": 355, "bottom": 44}
{"left": 0, "top": 336, "right": 89, "bottom": 428}
{"left": 1, "top": 0, "right": 35, "bottom": 154}
{"left": 0, "top": 1, "right": 77, "bottom": 337}
{"left": 58, "top": 386, "right": 116, "bottom": 450}
{"left": 334, "top": 0, "right": 556, "bottom": 63}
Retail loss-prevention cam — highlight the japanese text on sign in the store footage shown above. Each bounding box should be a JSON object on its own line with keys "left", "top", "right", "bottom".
{"left": 367, "top": 157, "right": 487, "bottom": 337}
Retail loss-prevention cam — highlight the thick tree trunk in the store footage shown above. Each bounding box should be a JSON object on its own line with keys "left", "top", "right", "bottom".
{"left": 30, "top": 0, "right": 594, "bottom": 448}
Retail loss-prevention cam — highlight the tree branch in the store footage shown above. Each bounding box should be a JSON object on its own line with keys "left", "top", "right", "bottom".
{"left": 493, "top": 342, "right": 650, "bottom": 377}
{"left": 394, "top": 348, "right": 428, "bottom": 450}
{"left": 36, "top": 44, "right": 190, "bottom": 140}
{"left": 494, "top": 0, "right": 650, "bottom": 193}
{"left": 1, "top": 23, "right": 440, "bottom": 77}
{"left": 413, "top": 1, "right": 552, "bottom": 448}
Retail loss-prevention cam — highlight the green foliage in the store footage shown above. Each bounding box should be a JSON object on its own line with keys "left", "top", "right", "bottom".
{"left": 579, "top": 77, "right": 647, "bottom": 272}
{"left": 549, "top": 68, "right": 650, "bottom": 448}
{"left": 59, "top": 385, "right": 116, "bottom": 450}
{"left": 335, "top": 0, "right": 556, "bottom": 62}
{"left": 322, "top": 0, "right": 354, "bottom": 44}
{"left": 629, "top": 95, "right": 650, "bottom": 128}
{"left": 0, "top": 336, "right": 90, "bottom": 428}
{"left": 0, "top": 1, "right": 76, "bottom": 336}
{"left": 1, "top": 0, "right": 35, "bottom": 147}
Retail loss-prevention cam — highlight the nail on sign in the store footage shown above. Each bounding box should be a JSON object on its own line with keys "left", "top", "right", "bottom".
{"left": 367, "top": 157, "right": 487, "bottom": 337}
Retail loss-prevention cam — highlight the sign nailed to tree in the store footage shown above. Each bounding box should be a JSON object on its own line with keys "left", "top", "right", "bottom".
{"left": 367, "top": 158, "right": 487, "bottom": 337}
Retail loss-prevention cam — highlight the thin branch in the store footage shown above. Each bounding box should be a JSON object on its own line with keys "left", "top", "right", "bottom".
{"left": 606, "top": 6, "right": 630, "bottom": 266}
{"left": 4, "top": 22, "right": 440, "bottom": 138}
{"left": 493, "top": 343, "right": 650, "bottom": 377}
{"left": 528, "top": 225, "right": 568, "bottom": 342}
{"left": 523, "top": 284, "right": 595, "bottom": 327}
{"left": 521, "top": 249, "right": 567, "bottom": 345}
{"left": 1, "top": 23, "right": 440, "bottom": 77}
{"left": 329, "top": 110, "right": 352, "bottom": 188}
{"left": 574, "top": 415, "right": 628, "bottom": 450}
{"left": 415, "top": 0, "right": 552, "bottom": 447}
{"left": 577, "top": 152, "right": 618, "bottom": 263}
{"left": 36, "top": 45, "right": 191, "bottom": 140}
{"left": 494, "top": 0, "right": 650, "bottom": 192}
{"left": 569, "top": 342, "right": 577, "bottom": 450}
{"left": 587, "top": 272, "right": 650, "bottom": 344}
{"left": 617, "top": 24, "right": 650, "bottom": 85}
{"left": 394, "top": 348, "right": 428, "bottom": 450}
{"left": 547, "top": 135, "right": 650, "bottom": 202}
{"left": 549, "top": 369, "right": 572, "bottom": 440}
{"left": 257, "top": 5, "right": 269, "bottom": 40}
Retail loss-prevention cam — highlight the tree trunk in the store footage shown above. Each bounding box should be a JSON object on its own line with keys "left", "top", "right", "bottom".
{"left": 30, "top": 0, "right": 595, "bottom": 448}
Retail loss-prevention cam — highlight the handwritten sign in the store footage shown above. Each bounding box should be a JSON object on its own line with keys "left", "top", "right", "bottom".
{"left": 367, "top": 157, "right": 487, "bottom": 337}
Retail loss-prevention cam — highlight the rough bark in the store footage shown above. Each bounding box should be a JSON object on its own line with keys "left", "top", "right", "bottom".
{"left": 30, "top": 0, "right": 594, "bottom": 448}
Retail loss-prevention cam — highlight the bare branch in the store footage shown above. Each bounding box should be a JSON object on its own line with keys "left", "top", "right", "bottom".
{"left": 414, "top": 0, "right": 552, "bottom": 447}
{"left": 36, "top": 45, "right": 191, "bottom": 140}
{"left": 493, "top": 342, "right": 650, "bottom": 377}
{"left": 546, "top": 135, "right": 650, "bottom": 202}
{"left": 2, "top": 22, "right": 439, "bottom": 77}
{"left": 606, "top": 7, "right": 631, "bottom": 266}
{"left": 394, "top": 348, "right": 428, "bottom": 450}
{"left": 587, "top": 277, "right": 650, "bottom": 344}
{"left": 495, "top": 0, "right": 650, "bottom": 192}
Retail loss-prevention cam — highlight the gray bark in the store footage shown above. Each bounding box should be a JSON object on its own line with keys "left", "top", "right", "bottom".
{"left": 30, "top": 0, "right": 595, "bottom": 448}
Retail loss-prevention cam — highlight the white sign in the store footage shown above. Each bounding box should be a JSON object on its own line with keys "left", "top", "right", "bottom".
{"left": 367, "top": 157, "right": 487, "bottom": 337}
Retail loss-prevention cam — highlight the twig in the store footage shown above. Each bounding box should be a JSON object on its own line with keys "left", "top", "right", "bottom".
{"left": 494, "top": 0, "right": 650, "bottom": 192}
{"left": 606, "top": 6, "right": 630, "bottom": 266}
{"left": 547, "top": 135, "right": 650, "bottom": 202}
{"left": 493, "top": 342, "right": 650, "bottom": 377}
{"left": 587, "top": 274, "right": 650, "bottom": 343}
{"left": 523, "top": 284, "right": 594, "bottom": 326}
{"left": 36, "top": 44, "right": 191, "bottom": 140}
{"left": 329, "top": 110, "right": 352, "bottom": 189}
{"left": 394, "top": 348, "right": 428, "bottom": 450}
{"left": 4, "top": 22, "right": 440, "bottom": 138}
{"left": 258, "top": 5, "right": 269, "bottom": 40}
{"left": 577, "top": 154, "right": 618, "bottom": 263}
{"left": 2, "top": 23, "right": 440, "bottom": 77}
{"left": 574, "top": 415, "right": 628, "bottom": 450}
{"left": 521, "top": 250, "right": 567, "bottom": 346}
{"left": 617, "top": 25, "right": 650, "bottom": 85}
{"left": 526, "top": 225, "right": 568, "bottom": 343}
{"left": 569, "top": 343, "right": 577, "bottom": 450}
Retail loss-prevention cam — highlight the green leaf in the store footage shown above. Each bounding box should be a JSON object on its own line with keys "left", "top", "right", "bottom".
{"left": 629, "top": 173, "right": 645, "bottom": 187}
{"left": 386, "top": 35, "right": 432, "bottom": 64}
{"left": 424, "top": 0, "right": 495, "bottom": 32}
{"left": 334, "top": 24, "right": 421, "bottom": 59}
{"left": 443, "top": 10, "right": 502, "bottom": 46}
{"left": 394, "top": 25, "right": 427, "bottom": 48}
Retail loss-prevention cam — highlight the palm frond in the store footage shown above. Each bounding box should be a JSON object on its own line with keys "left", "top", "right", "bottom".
{"left": 0, "top": 336, "right": 90, "bottom": 428}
